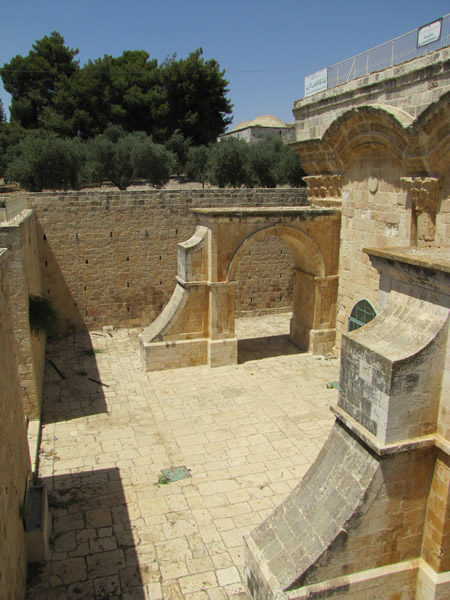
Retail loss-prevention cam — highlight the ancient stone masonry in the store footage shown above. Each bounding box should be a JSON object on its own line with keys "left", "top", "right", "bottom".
{"left": 243, "top": 248, "right": 450, "bottom": 600}
{"left": 401, "top": 177, "right": 441, "bottom": 245}
{"left": 23, "top": 189, "right": 308, "bottom": 333}
{"left": 0, "top": 210, "right": 45, "bottom": 418}
{"left": 293, "top": 47, "right": 450, "bottom": 142}
{"left": 292, "top": 88, "right": 450, "bottom": 348}
{"left": 242, "top": 48, "right": 450, "bottom": 600}
{"left": 0, "top": 249, "right": 31, "bottom": 600}
{"left": 139, "top": 207, "right": 340, "bottom": 371}
{"left": 303, "top": 175, "right": 343, "bottom": 207}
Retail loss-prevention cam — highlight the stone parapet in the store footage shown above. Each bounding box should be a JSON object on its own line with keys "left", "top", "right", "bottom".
{"left": 292, "top": 48, "right": 450, "bottom": 142}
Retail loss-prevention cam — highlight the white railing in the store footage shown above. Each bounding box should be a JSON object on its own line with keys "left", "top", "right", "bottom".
{"left": 306, "top": 15, "right": 450, "bottom": 96}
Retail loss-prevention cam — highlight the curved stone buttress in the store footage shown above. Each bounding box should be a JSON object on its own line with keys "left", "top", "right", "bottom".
{"left": 139, "top": 225, "right": 238, "bottom": 370}
{"left": 244, "top": 248, "right": 450, "bottom": 600}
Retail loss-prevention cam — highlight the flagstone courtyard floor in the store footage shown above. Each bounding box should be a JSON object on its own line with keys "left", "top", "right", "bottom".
{"left": 27, "top": 313, "right": 339, "bottom": 600}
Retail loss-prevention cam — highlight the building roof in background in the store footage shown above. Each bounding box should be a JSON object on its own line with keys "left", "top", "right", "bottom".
{"left": 232, "top": 115, "right": 288, "bottom": 131}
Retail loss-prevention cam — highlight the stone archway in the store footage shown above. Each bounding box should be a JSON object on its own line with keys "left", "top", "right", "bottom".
{"left": 139, "top": 207, "right": 340, "bottom": 371}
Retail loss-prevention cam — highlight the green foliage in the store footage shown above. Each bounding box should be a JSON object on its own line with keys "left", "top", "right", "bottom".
{"left": 248, "top": 140, "right": 278, "bottom": 188}
{"left": 84, "top": 127, "right": 174, "bottom": 190}
{"left": 1, "top": 32, "right": 79, "bottom": 130}
{"left": 270, "top": 136, "right": 306, "bottom": 187}
{"left": 6, "top": 133, "right": 82, "bottom": 191}
{"left": 159, "top": 49, "right": 232, "bottom": 145}
{"left": 2, "top": 35, "right": 232, "bottom": 145}
{"left": 29, "top": 295, "right": 58, "bottom": 336}
{"left": 84, "top": 127, "right": 134, "bottom": 190}
{"left": 185, "top": 145, "right": 210, "bottom": 187}
{"left": 207, "top": 138, "right": 250, "bottom": 188}
{"left": 132, "top": 136, "right": 174, "bottom": 188}
{"left": 164, "top": 130, "right": 191, "bottom": 176}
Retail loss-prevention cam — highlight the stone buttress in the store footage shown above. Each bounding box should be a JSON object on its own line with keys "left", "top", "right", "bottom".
{"left": 243, "top": 247, "right": 450, "bottom": 600}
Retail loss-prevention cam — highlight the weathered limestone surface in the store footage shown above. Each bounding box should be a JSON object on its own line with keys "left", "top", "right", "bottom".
{"left": 243, "top": 248, "right": 450, "bottom": 600}
{"left": 0, "top": 248, "right": 31, "bottom": 599}
{"left": 0, "top": 210, "right": 45, "bottom": 418}
{"left": 25, "top": 189, "right": 307, "bottom": 333}
{"left": 140, "top": 207, "right": 340, "bottom": 370}
{"left": 292, "top": 68, "right": 449, "bottom": 349}
{"left": 293, "top": 48, "right": 450, "bottom": 142}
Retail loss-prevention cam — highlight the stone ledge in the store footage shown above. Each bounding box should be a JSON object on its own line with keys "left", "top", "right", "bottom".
{"left": 363, "top": 246, "right": 450, "bottom": 275}
{"left": 331, "top": 406, "right": 448, "bottom": 456}
{"left": 285, "top": 559, "right": 420, "bottom": 600}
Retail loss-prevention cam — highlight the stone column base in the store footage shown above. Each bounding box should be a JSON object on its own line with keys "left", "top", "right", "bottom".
{"left": 208, "top": 338, "right": 238, "bottom": 367}
{"left": 140, "top": 338, "right": 208, "bottom": 371}
{"left": 308, "top": 328, "right": 336, "bottom": 354}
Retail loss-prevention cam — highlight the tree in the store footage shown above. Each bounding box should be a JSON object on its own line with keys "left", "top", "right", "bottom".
{"left": 46, "top": 50, "right": 164, "bottom": 139}
{"left": 248, "top": 140, "right": 278, "bottom": 188}
{"left": 0, "top": 120, "right": 25, "bottom": 180}
{"left": 186, "top": 145, "right": 210, "bottom": 187}
{"left": 159, "top": 49, "right": 233, "bottom": 145}
{"left": 1, "top": 32, "right": 79, "bottom": 129}
{"left": 84, "top": 126, "right": 134, "bottom": 190}
{"left": 132, "top": 136, "right": 174, "bottom": 188}
{"left": 207, "top": 138, "right": 250, "bottom": 188}
{"left": 6, "top": 133, "right": 83, "bottom": 191}
{"left": 2, "top": 35, "right": 232, "bottom": 145}
{"left": 164, "top": 130, "right": 191, "bottom": 176}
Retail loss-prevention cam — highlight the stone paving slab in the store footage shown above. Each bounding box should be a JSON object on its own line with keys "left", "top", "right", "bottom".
{"left": 27, "top": 313, "right": 339, "bottom": 600}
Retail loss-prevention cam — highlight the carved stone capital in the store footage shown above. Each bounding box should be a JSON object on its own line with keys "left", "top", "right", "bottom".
{"left": 401, "top": 177, "right": 440, "bottom": 213}
{"left": 401, "top": 177, "right": 441, "bottom": 244}
{"left": 304, "top": 175, "right": 343, "bottom": 206}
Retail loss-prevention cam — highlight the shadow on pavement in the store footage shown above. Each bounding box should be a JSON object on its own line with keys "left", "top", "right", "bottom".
{"left": 238, "top": 334, "right": 304, "bottom": 364}
{"left": 26, "top": 467, "right": 148, "bottom": 600}
{"left": 42, "top": 332, "right": 109, "bottom": 424}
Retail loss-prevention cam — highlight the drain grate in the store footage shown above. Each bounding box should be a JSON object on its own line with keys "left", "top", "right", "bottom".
{"left": 160, "top": 465, "right": 192, "bottom": 483}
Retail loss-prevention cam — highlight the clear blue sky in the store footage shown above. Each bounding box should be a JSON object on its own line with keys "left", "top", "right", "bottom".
{"left": 1, "top": 1, "right": 448, "bottom": 129}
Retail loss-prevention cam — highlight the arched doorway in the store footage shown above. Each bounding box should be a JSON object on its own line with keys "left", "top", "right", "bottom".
{"left": 139, "top": 207, "right": 341, "bottom": 371}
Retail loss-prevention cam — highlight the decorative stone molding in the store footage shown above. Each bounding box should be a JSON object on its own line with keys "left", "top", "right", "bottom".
{"left": 304, "top": 175, "right": 343, "bottom": 206}
{"left": 401, "top": 176, "right": 441, "bottom": 245}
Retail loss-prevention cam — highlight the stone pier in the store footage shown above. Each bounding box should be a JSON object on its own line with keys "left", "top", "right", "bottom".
{"left": 243, "top": 247, "right": 450, "bottom": 600}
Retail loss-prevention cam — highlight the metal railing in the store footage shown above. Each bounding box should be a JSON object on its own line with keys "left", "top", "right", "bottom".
{"left": 326, "top": 14, "right": 449, "bottom": 90}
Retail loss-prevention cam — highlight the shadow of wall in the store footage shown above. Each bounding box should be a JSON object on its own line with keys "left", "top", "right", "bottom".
{"left": 26, "top": 468, "right": 146, "bottom": 600}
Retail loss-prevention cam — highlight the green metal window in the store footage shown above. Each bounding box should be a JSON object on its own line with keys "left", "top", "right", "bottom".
{"left": 348, "top": 299, "right": 376, "bottom": 332}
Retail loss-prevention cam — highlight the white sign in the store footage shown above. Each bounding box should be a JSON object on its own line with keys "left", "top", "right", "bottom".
{"left": 304, "top": 68, "right": 328, "bottom": 98}
{"left": 417, "top": 19, "right": 442, "bottom": 48}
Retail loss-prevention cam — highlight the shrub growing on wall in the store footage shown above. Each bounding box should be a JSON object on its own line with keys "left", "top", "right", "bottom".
{"left": 29, "top": 295, "right": 58, "bottom": 336}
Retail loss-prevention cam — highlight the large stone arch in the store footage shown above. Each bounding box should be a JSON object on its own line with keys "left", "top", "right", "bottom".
{"left": 139, "top": 207, "right": 340, "bottom": 371}
{"left": 293, "top": 97, "right": 450, "bottom": 348}
{"left": 228, "top": 224, "right": 326, "bottom": 281}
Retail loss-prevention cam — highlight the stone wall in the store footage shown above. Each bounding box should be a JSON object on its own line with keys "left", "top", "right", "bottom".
{"left": 292, "top": 52, "right": 450, "bottom": 349}
{"left": 26, "top": 189, "right": 306, "bottom": 333}
{"left": 336, "top": 152, "right": 412, "bottom": 346}
{"left": 293, "top": 47, "right": 450, "bottom": 142}
{"left": 0, "top": 248, "right": 31, "bottom": 600}
{"left": 0, "top": 210, "right": 46, "bottom": 418}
